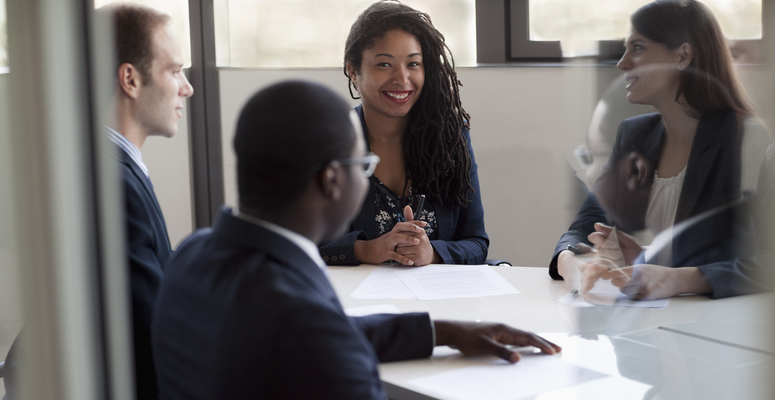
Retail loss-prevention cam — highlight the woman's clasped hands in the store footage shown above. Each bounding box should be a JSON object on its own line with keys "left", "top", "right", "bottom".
{"left": 354, "top": 205, "right": 440, "bottom": 266}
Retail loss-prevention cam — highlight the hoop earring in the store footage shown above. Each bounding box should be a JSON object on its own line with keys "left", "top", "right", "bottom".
{"left": 347, "top": 80, "right": 362, "bottom": 100}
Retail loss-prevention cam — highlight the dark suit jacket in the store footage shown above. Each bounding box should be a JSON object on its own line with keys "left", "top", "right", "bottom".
{"left": 152, "top": 208, "right": 434, "bottom": 400}
{"left": 550, "top": 111, "right": 773, "bottom": 298}
{"left": 320, "top": 105, "right": 489, "bottom": 265}
{"left": 119, "top": 146, "right": 172, "bottom": 400}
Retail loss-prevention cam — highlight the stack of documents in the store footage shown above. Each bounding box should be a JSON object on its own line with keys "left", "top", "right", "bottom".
{"left": 350, "top": 265, "right": 520, "bottom": 300}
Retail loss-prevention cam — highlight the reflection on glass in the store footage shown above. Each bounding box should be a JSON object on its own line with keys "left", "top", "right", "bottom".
{"left": 0, "top": 0, "right": 7, "bottom": 69}
{"left": 530, "top": 0, "right": 762, "bottom": 57}
{"left": 554, "top": 0, "right": 772, "bottom": 302}
{"left": 0, "top": 42, "right": 22, "bottom": 400}
{"left": 93, "top": 0, "right": 191, "bottom": 67}
{"left": 215, "top": 0, "right": 475, "bottom": 67}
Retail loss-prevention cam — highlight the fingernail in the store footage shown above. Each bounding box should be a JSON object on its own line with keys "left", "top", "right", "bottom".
{"left": 414, "top": 238, "right": 419, "bottom": 244}
{"left": 408, "top": 260, "right": 414, "bottom": 265}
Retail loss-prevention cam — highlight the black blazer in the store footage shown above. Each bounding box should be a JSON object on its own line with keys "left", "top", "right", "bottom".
{"left": 550, "top": 111, "right": 773, "bottom": 298}
{"left": 152, "top": 208, "right": 434, "bottom": 400}
{"left": 119, "top": 146, "right": 172, "bottom": 400}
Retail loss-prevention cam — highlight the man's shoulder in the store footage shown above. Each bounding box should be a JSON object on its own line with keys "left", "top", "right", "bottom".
{"left": 167, "top": 230, "right": 320, "bottom": 299}
{"left": 620, "top": 112, "right": 661, "bottom": 133}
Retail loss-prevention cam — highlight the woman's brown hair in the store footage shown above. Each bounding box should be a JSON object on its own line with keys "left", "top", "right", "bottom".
{"left": 632, "top": 0, "right": 755, "bottom": 117}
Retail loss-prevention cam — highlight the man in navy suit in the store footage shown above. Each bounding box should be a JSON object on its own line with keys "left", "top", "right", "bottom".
{"left": 151, "top": 81, "right": 561, "bottom": 399}
{"left": 102, "top": 5, "right": 193, "bottom": 399}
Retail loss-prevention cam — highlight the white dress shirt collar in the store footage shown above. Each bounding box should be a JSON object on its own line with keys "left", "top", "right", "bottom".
{"left": 104, "top": 126, "right": 149, "bottom": 177}
{"left": 234, "top": 209, "right": 327, "bottom": 270}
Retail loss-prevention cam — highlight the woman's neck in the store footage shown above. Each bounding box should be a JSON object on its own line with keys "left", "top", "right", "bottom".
{"left": 655, "top": 97, "right": 700, "bottom": 146}
{"left": 362, "top": 105, "right": 408, "bottom": 145}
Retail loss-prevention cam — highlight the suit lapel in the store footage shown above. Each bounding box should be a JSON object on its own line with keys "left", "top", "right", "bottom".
{"left": 121, "top": 150, "right": 171, "bottom": 249}
{"left": 213, "top": 210, "right": 339, "bottom": 301}
{"left": 674, "top": 112, "right": 735, "bottom": 223}
{"left": 641, "top": 118, "right": 665, "bottom": 167}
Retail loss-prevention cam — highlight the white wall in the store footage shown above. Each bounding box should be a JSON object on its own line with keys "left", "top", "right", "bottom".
{"left": 218, "top": 67, "right": 598, "bottom": 266}
{"left": 216, "top": 65, "right": 774, "bottom": 267}
{"left": 140, "top": 106, "right": 194, "bottom": 249}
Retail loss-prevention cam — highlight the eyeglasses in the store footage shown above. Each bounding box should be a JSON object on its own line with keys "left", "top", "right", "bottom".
{"left": 314, "top": 152, "right": 380, "bottom": 177}
{"left": 574, "top": 145, "right": 611, "bottom": 168}
{"left": 337, "top": 153, "right": 380, "bottom": 177}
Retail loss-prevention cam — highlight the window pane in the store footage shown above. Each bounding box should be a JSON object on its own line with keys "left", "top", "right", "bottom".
{"left": 216, "top": 0, "right": 476, "bottom": 68}
{"left": 530, "top": 0, "right": 762, "bottom": 57}
{"left": 93, "top": 0, "right": 191, "bottom": 67}
{"left": 0, "top": 0, "right": 7, "bottom": 71}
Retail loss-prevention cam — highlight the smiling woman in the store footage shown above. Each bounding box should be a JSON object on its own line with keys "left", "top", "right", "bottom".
{"left": 347, "top": 30, "right": 425, "bottom": 127}
{"left": 550, "top": 0, "right": 773, "bottom": 301}
{"left": 319, "top": 0, "right": 489, "bottom": 267}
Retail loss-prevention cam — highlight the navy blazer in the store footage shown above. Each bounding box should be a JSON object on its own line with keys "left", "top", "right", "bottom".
{"left": 320, "top": 105, "right": 489, "bottom": 265}
{"left": 152, "top": 208, "right": 433, "bottom": 400}
{"left": 550, "top": 111, "right": 773, "bottom": 298}
{"left": 118, "top": 145, "right": 172, "bottom": 400}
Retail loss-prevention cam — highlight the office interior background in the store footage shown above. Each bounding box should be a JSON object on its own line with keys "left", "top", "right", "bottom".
{"left": 0, "top": 0, "right": 771, "bottom": 398}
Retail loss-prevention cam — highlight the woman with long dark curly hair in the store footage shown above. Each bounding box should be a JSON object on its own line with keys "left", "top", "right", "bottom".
{"left": 319, "top": 0, "right": 488, "bottom": 266}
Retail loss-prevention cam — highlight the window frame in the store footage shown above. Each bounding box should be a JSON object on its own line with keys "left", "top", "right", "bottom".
{"left": 475, "top": 0, "right": 765, "bottom": 64}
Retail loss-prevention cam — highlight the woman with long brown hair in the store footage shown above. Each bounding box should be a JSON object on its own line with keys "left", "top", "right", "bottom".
{"left": 551, "top": 0, "right": 773, "bottom": 299}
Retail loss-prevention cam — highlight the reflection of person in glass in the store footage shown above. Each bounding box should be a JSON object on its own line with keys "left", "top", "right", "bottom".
{"left": 576, "top": 78, "right": 653, "bottom": 188}
{"left": 549, "top": 0, "right": 773, "bottom": 300}
{"left": 319, "top": 0, "right": 488, "bottom": 266}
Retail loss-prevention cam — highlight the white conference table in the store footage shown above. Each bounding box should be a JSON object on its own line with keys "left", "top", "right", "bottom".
{"left": 328, "top": 265, "right": 775, "bottom": 400}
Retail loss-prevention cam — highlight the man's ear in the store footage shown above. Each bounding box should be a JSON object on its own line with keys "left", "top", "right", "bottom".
{"left": 118, "top": 63, "right": 141, "bottom": 99}
{"left": 318, "top": 161, "right": 343, "bottom": 202}
{"left": 625, "top": 152, "right": 652, "bottom": 191}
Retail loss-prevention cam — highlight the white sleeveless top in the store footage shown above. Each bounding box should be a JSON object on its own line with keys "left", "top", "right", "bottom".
{"left": 644, "top": 119, "right": 772, "bottom": 239}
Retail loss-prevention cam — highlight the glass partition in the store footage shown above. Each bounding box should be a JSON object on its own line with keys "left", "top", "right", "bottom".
{"left": 0, "top": 43, "right": 21, "bottom": 400}
{"left": 0, "top": 0, "right": 7, "bottom": 70}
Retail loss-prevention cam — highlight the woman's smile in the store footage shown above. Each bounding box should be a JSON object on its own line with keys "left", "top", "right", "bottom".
{"left": 382, "top": 90, "right": 412, "bottom": 103}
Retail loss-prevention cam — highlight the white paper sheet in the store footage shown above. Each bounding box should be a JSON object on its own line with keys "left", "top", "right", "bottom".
{"left": 557, "top": 279, "right": 670, "bottom": 308}
{"left": 344, "top": 304, "right": 401, "bottom": 317}
{"left": 395, "top": 265, "right": 520, "bottom": 300}
{"left": 349, "top": 267, "right": 417, "bottom": 299}
{"left": 406, "top": 355, "right": 606, "bottom": 400}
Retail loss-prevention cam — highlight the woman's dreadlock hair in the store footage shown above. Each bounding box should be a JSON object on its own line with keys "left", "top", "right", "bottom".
{"left": 344, "top": 0, "right": 473, "bottom": 207}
